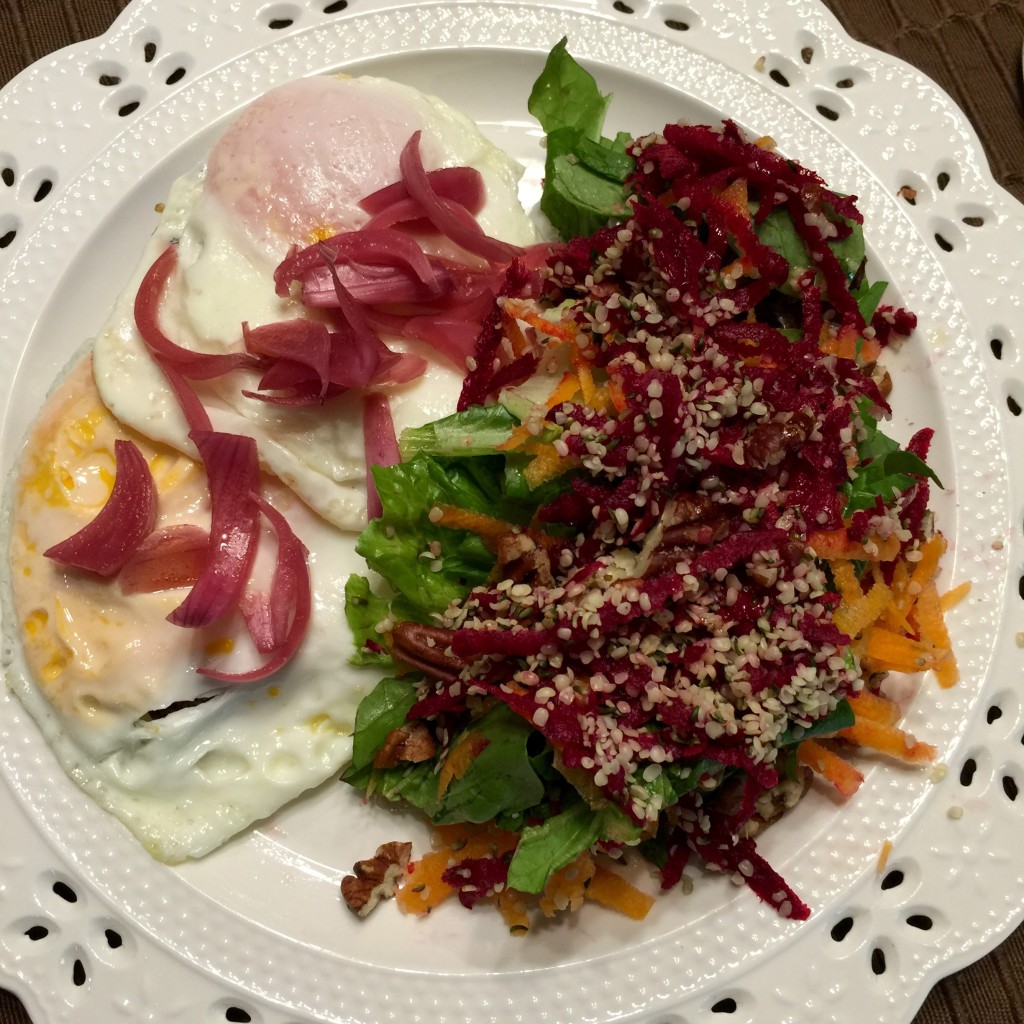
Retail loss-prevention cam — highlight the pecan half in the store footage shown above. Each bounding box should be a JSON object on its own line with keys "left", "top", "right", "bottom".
{"left": 745, "top": 409, "right": 814, "bottom": 470}
{"left": 341, "top": 841, "right": 413, "bottom": 918}
{"left": 373, "top": 722, "right": 437, "bottom": 769}
{"left": 391, "top": 621, "right": 464, "bottom": 682}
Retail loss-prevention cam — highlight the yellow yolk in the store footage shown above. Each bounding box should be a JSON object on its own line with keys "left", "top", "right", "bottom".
{"left": 8, "top": 356, "right": 210, "bottom": 750}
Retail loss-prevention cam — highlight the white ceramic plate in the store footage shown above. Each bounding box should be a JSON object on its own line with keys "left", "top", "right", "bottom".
{"left": 2, "top": 1, "right": 1024, "bottom": 1022}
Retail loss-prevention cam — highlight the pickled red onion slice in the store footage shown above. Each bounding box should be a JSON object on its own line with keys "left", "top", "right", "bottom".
{"left": 239, "top": 592, "right": 276, "bottom": 653}
{"left": 199, "top": 495, "right": 311, "bottom": 683}
{"left": 298, "top": 259, "right": 452, "bottom": 306}
{"left": 274, "top": 230, "right": 441, "bottom": 299}
{"left": 398, "top": 132, "right": 521, "bottom": 266}
{"left": 242, "top": 320, "right": 332, "bottom": 400}
{"left": 118, "top": 524, "right": 209, "bottom": 595}
{"left": 160, "top": 362, "right": 213, "bottom": 433}
{"left": 167, "top": 431, "right": 261, "bottom": 629}
{"left": 135, "top": 246, "right": 260, "bottom": 379}
{"left": 44, "top": 439, "right": 157, "bottom": 577}
{"left": 321, "top": 259, "right": 428, "bottom": 388}
{"left": 358, "top": 165, "right": 485, "bottom": 216}
{"left": 363, "top": 393, "right": 399, "bottom": 521}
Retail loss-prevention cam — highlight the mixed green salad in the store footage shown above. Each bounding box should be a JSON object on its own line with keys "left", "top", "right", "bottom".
{"left": 340, "top": 41, "right": 948, "bottom": 928}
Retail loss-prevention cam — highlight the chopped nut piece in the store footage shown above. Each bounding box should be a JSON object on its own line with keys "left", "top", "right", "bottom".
{"left": 341, "top": 841, "right": 413, "bottom": 918}
{"left": 373, "top": 723, "right": 437, "bottom": 769}
{"left": 495, "top": 532, "right": 554, "bottom": 587}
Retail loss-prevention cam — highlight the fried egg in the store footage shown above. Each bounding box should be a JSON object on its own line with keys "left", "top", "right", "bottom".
{"left": 93, "top": 73, "right": 537, "bottom": 531}
{"left": 3, "top": 74, "right": 536, "bottom": 861}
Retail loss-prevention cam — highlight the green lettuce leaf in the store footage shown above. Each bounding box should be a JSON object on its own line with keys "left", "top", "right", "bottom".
{"left": 505, "top": 800, "right": 644, "bottom": 893}
{"left": 399, "top": 405, "right": 518, "bottom": 460}
{"left": 434, "top": 705, "right": 547, "bottom": 825}
{"left": 639, "top": 757, "right": 723, "bottom": 807}
{"left": 756, "top": 203, "right": 865, "bottom": 291}
{"left": 845, "top": 406, "right": 942, "bottom": 514}
{"left": 355, "top": 456, "right": 500, "bottom": 621}
{"left": 346, "top": 702, "right": 547, "bottom": 825}
{"left": 528, "top": 39, "right": 634, "bottom": 239}
{"left": 343, "top": 575, "right": 395, "bottom": 668}
{"left": 506, "top": 800, "right": 604, "bottom": 893}
{"left": 779, "top": 698, "right": 855, "bottom": 746}
{"left": 528, "top": 37, "right": 610, "bottom": 139}
{"left": 851, "top": 279, "right": 888, "bottom": 324}
{"left": 345, "top": 676, "right": 419, "bottom": 774}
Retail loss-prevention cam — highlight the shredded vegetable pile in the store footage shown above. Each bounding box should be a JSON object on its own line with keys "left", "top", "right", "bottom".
{"left": 342, "top": 43, "right": 967, "bottom": 929}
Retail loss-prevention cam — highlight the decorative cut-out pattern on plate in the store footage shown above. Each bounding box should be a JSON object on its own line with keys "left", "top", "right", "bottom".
{"left": 0, "top": 1, "right": 1022, "bottom": 1023}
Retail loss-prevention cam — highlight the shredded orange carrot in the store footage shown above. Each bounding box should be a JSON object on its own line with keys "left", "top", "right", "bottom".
{"left": 717, "top": 178, "right": 749, "bottom": 215}
{"left": 828, "top": 528, "right": 963, "bottom": 689}
{"left": 546, "top": 371, "right": 582, "bottom": 411}
{"left": 585, "top": 864, "right": 656, "bottom": 920}
{"left": 838, "top": 718, "right": 936, "bottom": 763}
{"left": 524, "top": 443, "right": 572, "bottom": 487}
{"left": 396, "top": 848, "right": 455, "bottom": 915}
{"left": 432, "top": 822, "right": 519, "bottom": 859}
{"left": 606, "top": 376, "right": 628, "bottom": 414}
{"left": 434, "top": 505, "right": 516, "bottom": 550}
{"left": 503, "top": 299, "right": 578, "bottom": 343}
{"left": 857, "top": 626, "right": 935, "bottom": 674}
{"left": 497, "top": 888, "right": 531, "bottom": 934}
{"left": 501, "top": 309, "right": 532, "bottom": 357}
{"left": 913, "top": 580, "right": 955, "bottom": 680}
{"left": 572, "top": 351, "right": 599, "bottom": 409}
{"left": 497, "top": 423, "right": 534, "bottom": 452}
{"left": 829, "top": 559, "right": 863, "bottom": 606}
{"left": 809, "top": 529, "right": 900, "bottom": 562}
{"left": 877, "top": 839, "right": 893, "bottom": 874}
{"left": 939, "top": 579, "right": 972, "bottom": 612}
{"left": 848, "top": 691, "right": 900, "bottom": 726}
{"left": 879, "top": 560, "right": 913, "bottom": 633}
{"left": 895, "top": 534, "right": 946, "bottom": 620}
{"left": 539, "top": 852, "right": 595, "bottom": 918}
{"left": 818, "top": 326, "right": 881, "bottom": 364}
{"left": 436, "top": 734, "right": 490, "bottom": 798}
{"left": 833, "top": 580, "right": 892, "bottom": 638}
{"left": 797, "top": 739, "right": 865, "bottom": 797}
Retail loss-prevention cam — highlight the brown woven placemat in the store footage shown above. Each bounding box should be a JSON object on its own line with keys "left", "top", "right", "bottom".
{"left": 1, "top": 1, "right": 1023, "bottom": 1022}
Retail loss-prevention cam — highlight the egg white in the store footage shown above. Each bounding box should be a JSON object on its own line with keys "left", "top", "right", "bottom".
{"left": 92, "top": 74, "right": 538, "bottom": 531}
{"left": 3, "top": 74, "right": 537, "bottom": 862}
{"left": 2, "top": 355, "right": 381, "bottom": 862}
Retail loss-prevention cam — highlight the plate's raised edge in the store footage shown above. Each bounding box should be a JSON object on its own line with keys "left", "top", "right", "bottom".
{"left": 1, "top": 2, "right": 1023, "bottom": 1023}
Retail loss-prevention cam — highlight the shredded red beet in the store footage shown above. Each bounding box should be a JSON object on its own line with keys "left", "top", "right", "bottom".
{"left": 44, "top": 439, "right": 157, "bottom": 577}
{"left": 441, "top": 856, "right": 510, "bottom": 909}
